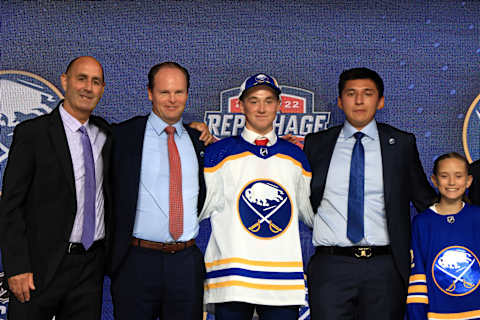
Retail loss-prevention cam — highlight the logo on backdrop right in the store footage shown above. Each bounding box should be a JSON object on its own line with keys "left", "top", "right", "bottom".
{"left": 462, "top": 93, "right": 480, "bottom": 163}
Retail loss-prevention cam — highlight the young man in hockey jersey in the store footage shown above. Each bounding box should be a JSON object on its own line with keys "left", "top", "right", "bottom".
{"left": 200, "top": 73, "right": 314, "bottom": 320}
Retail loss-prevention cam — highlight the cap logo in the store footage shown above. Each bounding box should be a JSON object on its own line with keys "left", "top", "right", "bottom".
{"left": 255, "top": 74, "right": 269, "bottom": 83}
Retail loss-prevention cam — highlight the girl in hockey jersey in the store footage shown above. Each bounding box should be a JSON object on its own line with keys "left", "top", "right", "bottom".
{"left": 407, "top": 152, "right": 480, "bottom": 319}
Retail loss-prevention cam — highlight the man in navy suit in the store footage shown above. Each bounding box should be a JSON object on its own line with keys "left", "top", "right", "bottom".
{"left": 109, "top": 62, "right": 207, "bottom": 320}
{"left": 304, "top": 68, "right": 436, "bottom": 320}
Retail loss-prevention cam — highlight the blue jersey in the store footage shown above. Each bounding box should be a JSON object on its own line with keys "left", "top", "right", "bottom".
{"left": 407, "top": 203, "right": 480, "bottom": 319}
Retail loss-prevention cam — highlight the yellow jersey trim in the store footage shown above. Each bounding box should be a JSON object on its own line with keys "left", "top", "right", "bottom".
{"left": 205, "top": 280, "right": 305, "bottom": 291}
{"left": 205, "top": 257, "right": 303, "bottom": 269}
{"left": 428, "top": 309, "right": 480, "bottom": 319}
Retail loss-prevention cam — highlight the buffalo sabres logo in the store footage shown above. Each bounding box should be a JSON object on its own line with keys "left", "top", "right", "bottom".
{"left": 253, "top": 74, "right": 273, "bottom": 86}
{"left": 237, "top": 179, "right": 292, "bottom": 239}
{"left": 432, "top": 246, "right": 480, "bottom": 296}
{"left": 0, "top": 70, "right": 62, "bottom": 184}
{"left": 463, "top": 93, "right": 480, "bottom": 162}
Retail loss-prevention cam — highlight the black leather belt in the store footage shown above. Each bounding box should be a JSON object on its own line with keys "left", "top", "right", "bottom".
{"left": 66, "top": 240, "right": 104, "bottom": 254}
{"left": 316, "top": 246, "right": 391, "bottom": 259}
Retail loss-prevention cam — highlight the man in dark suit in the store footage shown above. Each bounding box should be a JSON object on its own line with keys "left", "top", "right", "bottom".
{"left": 109, "top": 62, "right": 207, "bottom": 320}
{"left": 304, "top": 68, "right": 436, "bottom": 320}
{"left": 0, "top": 56, "right": 111, "bottom": 319}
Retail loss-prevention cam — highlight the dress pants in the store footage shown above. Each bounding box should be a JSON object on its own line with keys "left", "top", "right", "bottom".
{"left": 307, "top": 249, "right": 405, "bottom": 320}
{"left": 111, "top": 244, "right": 205, "bottom": 320}
{"left": 7, "top": 243, "right": 105, "bottom": 320}
{"left": 215, "top": 302, "right": 299, "bottom": 320}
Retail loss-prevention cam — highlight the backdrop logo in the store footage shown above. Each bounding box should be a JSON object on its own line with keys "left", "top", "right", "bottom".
{"left": 0, "top": 71, "right": 63, "bottom": 165}
{"left": 462, "top": 93, "right": 480, "bottom": 162}
{"left": 204, "top": 85, "right": 330, "bottom": 143}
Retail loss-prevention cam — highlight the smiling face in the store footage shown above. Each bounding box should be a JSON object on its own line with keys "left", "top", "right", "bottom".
{"left": 239, "top": 86, "right": 280, "bottom": 135}
{"left": 61, "top": 56, "right": 104, "bottom": 123}
{"left": 432, "top": 157, "right": 472, "bottom": 203}
{"left": 148, "top": 66, "right": 188, "bottom": 125}
{"left": 338, "top": 78, "right": 384, "bottom": 130}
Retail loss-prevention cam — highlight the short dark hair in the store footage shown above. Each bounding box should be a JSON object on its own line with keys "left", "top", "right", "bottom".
{"left": 338, "top": 67, "right": 384, "bottom": 97}
{"left": 65, "top": 56, "right": 105, "bottom": 82}
{"left": 147, "top": 62, "right": 190, "bottom": 91}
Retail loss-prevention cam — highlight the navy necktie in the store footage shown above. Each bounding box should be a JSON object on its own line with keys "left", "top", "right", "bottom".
{"left": 79, "top": 126, "right": 96, "bottom": 249}
{"left": 347, "top": 132, "right": 365, "bottom": 243}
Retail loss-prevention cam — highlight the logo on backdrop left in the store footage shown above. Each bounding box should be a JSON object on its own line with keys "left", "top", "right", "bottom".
{"left": 0, "top": 71, "right": 63, "bottom": 166}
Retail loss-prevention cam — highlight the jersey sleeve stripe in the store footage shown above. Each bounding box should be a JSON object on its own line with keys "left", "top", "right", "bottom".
{"left": 406, "top": 295, "right": 429, "bottom": 304}
{"left": 408, "top": 285, "right": 428, "bottom": 294}
{"left": 409, "top": 274, "right": 427, "bottom": 283}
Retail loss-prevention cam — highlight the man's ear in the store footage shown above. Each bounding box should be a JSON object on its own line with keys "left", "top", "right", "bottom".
{"left": 276, "top": 99, "right": 281, "bottom": 113}
{"left": 239, "top": 100, "right": 245, "bottom": 114}
{"left": 60, "top": 73, "right": 68, "bottom": 92}
{"left": 147, "top": 87, "right": 153, "bottom": 101}
{"left": 376, "top": 96, "right": 385, "bottom": 110}
{"left": 337, "top": 97, "right": 344, "bottom": 111}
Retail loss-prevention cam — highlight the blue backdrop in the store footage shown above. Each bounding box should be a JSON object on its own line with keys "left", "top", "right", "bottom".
{"left": 1, "top": 1, "right": 480, "bottom": 319}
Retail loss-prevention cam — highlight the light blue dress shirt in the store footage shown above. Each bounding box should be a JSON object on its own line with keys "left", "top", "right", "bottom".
{"left": 133, "top": 112, "right": 199, "bottom": 242}
{"left": 312, "top": 120, "right": 390, "bottom": 247}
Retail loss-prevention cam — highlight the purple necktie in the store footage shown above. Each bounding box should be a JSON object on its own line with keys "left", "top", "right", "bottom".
{"left": 79, "top": 126, "right": 96, "bottom": 250}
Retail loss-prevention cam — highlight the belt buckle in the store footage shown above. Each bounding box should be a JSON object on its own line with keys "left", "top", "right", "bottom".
{"left": 354, "top": 247, "right": 372, "bottom": 259}
{"left": 165, "top": 242, "right": 178, "bottom": 254}
{"left": 67, "top": 242, "right": 74, "bottom": 254}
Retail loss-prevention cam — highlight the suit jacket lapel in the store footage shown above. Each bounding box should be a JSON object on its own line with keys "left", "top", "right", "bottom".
{"left": 378, "top": 124, "right": 395, "bottom": 210}
{"left": 47, "top": 107, "right": 76, "bottom": 200}
{"left": 90, "top": 116, "right": 112, "bottom": 178}
{"left": 184, "top": 124, "right": 205, "bottom": 163}
{"left": 184, "top": 124, "right": 206, "bottom": 213}
{"left": 320, "top": 126, "right": 342, "bottom": 191}
{"left": 129, "top": 117, "right": 148, "bottom": 209}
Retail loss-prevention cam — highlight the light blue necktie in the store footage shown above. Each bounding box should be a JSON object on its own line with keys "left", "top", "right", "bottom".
{"left": 79, "top": 126, "right": 96, "bottom": 250}
{"left": 347, "top": 132, "right": 365, "bottom": 243}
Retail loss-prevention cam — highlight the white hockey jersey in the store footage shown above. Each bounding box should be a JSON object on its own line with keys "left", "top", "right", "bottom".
{"left": 200, "top": 135, "right": 314, "bottom": 306}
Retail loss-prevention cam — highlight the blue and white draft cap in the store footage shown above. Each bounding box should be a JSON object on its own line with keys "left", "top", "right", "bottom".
{"left": 239, "top": 73, "right": 281, "bottom": 99}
